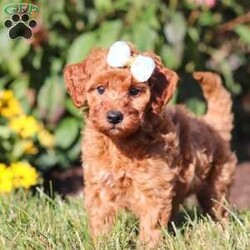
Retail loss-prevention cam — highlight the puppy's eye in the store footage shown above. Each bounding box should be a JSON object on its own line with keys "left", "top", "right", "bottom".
{"left": 129, "top": 88, "right": 141, "bottom": 97}
{"left": 96, "top": 86, "right": 105, "bottom": 95}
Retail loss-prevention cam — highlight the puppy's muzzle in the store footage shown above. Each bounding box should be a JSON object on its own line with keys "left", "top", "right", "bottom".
{"left": 106, "top": 110, "right": 124, "bottom": 124}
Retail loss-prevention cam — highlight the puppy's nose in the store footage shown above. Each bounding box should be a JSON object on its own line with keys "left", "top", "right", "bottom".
{"left": 106, "top": 110, "right": 124, "bottom": 124}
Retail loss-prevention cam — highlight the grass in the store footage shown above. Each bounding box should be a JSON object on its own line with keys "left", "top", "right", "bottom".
{"left": 0, "top": 190, "right": 249, "bottom": 250}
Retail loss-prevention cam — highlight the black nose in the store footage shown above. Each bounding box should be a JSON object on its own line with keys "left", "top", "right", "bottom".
{"left": 106, "top": 110, "right": 124, "bottom": 124}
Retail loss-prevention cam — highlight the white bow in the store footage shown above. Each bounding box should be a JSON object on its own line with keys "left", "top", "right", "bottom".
{"left": 107, "top": 41, "right": 155, "bottom": 82}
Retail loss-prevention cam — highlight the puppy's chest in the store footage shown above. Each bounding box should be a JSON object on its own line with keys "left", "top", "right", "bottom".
{"left": 98, "top": 169, "right": 133, "bottom": 194}
{"left": 94, "top": 154, "right": 143, "bottom": 190}
{"left": 87, "top": 153, "right": 176, "bottom": 208}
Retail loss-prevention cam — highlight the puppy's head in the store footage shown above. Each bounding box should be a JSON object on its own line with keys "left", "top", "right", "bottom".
{"left": 64, "top": 43, "right": 178, "bottom": 138}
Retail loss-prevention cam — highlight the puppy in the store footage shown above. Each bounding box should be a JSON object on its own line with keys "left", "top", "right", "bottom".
{"left": 64, "top": 41, "right": 236, "bottom": 247}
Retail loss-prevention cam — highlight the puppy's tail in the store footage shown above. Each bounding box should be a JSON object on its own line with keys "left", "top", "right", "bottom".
{"left": 193, "top": 71, "right": 233, "bottom": 141}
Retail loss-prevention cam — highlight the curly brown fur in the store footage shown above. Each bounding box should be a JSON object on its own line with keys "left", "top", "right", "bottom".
{"left": 64, "top": 43, "right": 236, "bottom": 248}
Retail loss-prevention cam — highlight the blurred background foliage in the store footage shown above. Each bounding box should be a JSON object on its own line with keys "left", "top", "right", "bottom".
{"left": 0, "top": 0, "right": 249, "bottom": 179}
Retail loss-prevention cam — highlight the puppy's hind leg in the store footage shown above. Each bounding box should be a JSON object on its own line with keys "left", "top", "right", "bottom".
{"left": 197, "top": 153, "right": 236, "bottom": 221}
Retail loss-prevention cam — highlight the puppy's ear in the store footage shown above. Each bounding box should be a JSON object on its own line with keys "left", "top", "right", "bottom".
{"left": 64, "top": 48, "right": 107, "bottom": 108}
{"left": 145, "top": 52, "right": 179, "bottom": 113}
{"left": 64, "top": 62, "right": 88, "bottom": 108}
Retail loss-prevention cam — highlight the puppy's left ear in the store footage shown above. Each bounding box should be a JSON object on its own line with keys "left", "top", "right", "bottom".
{"left": 145, "top": 53, "right": 179, "bottom": 113}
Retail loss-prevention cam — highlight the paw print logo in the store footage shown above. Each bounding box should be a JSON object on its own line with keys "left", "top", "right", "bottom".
{"left": 4, "top": 13, "right": 37, "bottom": 39}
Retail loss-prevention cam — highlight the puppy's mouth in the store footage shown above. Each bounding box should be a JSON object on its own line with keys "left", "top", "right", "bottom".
{"left": 105, "top": 122, "right": 140, "bottom": 138}
{"left": 108, "top": 124, "right": 123, "bottom": 135}
{"left": 103, "top": 123, "right": 131, "bottom": 138}
{"left": 110, "top": 124, "right": 119, "bottom": 129}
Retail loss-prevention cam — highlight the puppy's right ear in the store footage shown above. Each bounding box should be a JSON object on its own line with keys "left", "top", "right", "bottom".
{"left": 64, "top": 62, "right": 88, "bottom": 108}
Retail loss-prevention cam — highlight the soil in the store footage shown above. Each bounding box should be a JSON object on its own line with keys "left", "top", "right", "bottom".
{"left": 43, "top": 166, "right": 84, "bottom": 197}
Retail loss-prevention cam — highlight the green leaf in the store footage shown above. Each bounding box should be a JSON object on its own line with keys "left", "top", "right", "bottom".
{"left": 132, "top": 22, "right": 157, "bottom": 51}
{"left": 5, "top": 53, "right": 22, "bottom": 77}
{"left": 12, "top": 140, "right": 24, "bottom": 160}
{"left": 0, "top": 76, "right": 11, "bottom": 88}
{"left": 220, "top": 61, "right": 242, "bottom": 95}
{"left": 161, "top": 45, "right": 181, "bottom": 70}
{"left": 187, "top": 27, "right": 200, "bottom": 43}
{"left": 67, "top": 137, "right": 81, "bottom": 161}
{"left": 86, "top": 9, "right": 99, "bottom": 28}
{"left": 35, "top": 152, "right": 59, "bottom": 169}
{"left": 51, "top": 58, "right": 63, "bottom": 74}
{"left": 11, "top": 75, "right": 30, "bottom": 113}
{"left": 32, "top": 47, "right": 43, "bottom": 70}
{"left": 0, "top": 29, "right": 11, "bottom": 60}
{"left": 164, "top": 12, "right": 187, "bottom": 44}
{"left": 67, "top": 32, "right": 97, "bottom": 64}
{"left": 94, "top": 0, "right": 112, "bottom": 13}
{"left": 65, "top": 98, "right": 82, "bottom": 118}
{"left": 37, "top": 76, "right": 66, "bottom": 124}
{"left": 198, "top": 11, "right": 216, "bottom": 26}
{"left": 97, "top": 20, "right": 123, "bottom": 47}
{"left": 55, "top": 117, "right": 80, "bottom": 149}
{"left": 52, "top": 13, "right": 71, "bottom": 29}
{"left": 186, "top": 98, "right": 206, "bottom": 116}
{"left": 234, "top": 25, "right": 250, "bottom": 45}
{"left": 0, "top": 126, "right": 11, "bottom": 139}
{"left": 12, "top": 39, "right": 30, "bottom": 60}
{"left": 140, "top": 2, "right": 160, "bottom": 29}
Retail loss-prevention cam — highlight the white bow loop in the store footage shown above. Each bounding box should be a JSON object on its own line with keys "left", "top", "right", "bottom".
{"left": 130, "top": 55, "right": 155, "bottom": 82}
{"left": 107, "top": 41, "right": 155, "bottom": 82}
{"left": 107, "top": 41, "right": 130, "bottom": 67}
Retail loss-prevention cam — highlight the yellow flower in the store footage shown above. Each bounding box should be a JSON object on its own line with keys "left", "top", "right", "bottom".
{"left": 0, "top": 90, "right": 23, "bottom": 118}
{"left": 9, "top": 115, "right": 41, "bottom": 138}
{"left": 10, "top": 162, "right": 39, "bottom": 189}
{"left": 22, "top": 140, "right": 38, "bottom": 154}
{"left": 0, "top": 162, "right": 39, "bottom": 193}
{"left": 0, "top": 163, "right": 13, "bottom": 193}
{"left": 38, "top": 129, "right": 55, "bottom": 148}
